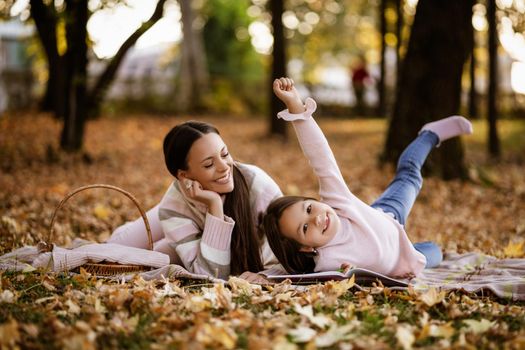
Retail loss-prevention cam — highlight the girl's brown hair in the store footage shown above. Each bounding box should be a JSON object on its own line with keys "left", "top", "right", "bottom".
{"left": 163, "top": 121, "right": 263, "bottom": 275}
{"left": 262, "top": 196, "right": 316, "bottom": 274}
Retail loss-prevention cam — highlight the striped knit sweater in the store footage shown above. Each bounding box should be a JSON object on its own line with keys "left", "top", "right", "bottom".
{"left": 158, "top": 163, "right": 283, "bottom": 279}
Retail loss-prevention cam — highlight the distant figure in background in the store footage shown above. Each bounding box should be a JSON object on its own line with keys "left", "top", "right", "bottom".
{"left": 351, "top": 57, "right": 370, "bottom": 115}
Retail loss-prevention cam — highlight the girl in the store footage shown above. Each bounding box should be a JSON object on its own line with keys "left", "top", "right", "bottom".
{"left": 263, "top": 77, "right": 473, "bottom": 277}
{"left": 109, "top": 121, "right": 283, "bottom": 280}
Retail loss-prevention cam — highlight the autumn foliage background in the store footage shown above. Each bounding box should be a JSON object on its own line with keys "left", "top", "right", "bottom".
{"left": 0, "top": 112, "right": 524, "bottom": 348}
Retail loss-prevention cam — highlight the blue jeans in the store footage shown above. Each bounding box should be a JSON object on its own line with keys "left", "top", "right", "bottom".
{"left": 371, "top": 130, "right": 443, "bottom": 268}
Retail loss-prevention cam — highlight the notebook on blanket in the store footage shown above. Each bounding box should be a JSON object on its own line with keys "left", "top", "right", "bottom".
{"left": 262, "top": 267, "right": 409, "bottom": 287}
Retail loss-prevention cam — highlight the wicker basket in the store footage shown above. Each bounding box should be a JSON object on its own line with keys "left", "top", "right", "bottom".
{"left": 38, "top": 184, "right": 154, "bottom": 276}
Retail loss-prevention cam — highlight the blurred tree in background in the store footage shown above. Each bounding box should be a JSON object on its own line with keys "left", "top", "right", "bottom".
{"left": 1, "top": 0, "right": 167, "bottom": 151}
{"left": 269, "top": 0, "right": 287, "bottom": 137}
{"left": 383, "top": 0, "right": 473, "bottom": 179}
{"left": 201, "top": 0, "right": 266, "bottom": 115}
{"left": 1, "top": 0, "right": 524, "bottom": 175}
{"left": 175, "top": 0, "right": 209, "bottom": 113}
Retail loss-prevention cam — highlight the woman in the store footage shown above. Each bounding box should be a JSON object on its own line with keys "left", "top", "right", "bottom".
{"left": 109, "top": 121, "right": 283, "bottom": 280}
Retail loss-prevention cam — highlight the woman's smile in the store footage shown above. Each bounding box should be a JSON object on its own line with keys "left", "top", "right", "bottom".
{"left": 214, "top": 171, "right": 232, "bottom": 185}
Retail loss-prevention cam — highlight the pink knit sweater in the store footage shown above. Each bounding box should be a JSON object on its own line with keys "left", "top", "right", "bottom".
{"left": 277, "top": 98, "right": 426, "bottom": 277}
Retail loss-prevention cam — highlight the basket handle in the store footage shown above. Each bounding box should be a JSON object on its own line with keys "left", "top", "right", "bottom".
{"left": 44, "top": 184, "right": 153, "bottom": 251}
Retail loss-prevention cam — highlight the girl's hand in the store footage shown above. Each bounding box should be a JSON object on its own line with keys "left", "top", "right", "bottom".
{"left": 339, "top": 263, "right": 354, "bottom": 274}
{"left": 180, "top": 176, "right": 224, "bottom": 218}
{"left": 273, "top": 77, "right": 305, "bottom": 114}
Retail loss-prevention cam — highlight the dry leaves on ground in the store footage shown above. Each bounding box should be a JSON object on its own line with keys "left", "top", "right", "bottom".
{"left": 0, "top": 113, "right": 524, "bottom": 349}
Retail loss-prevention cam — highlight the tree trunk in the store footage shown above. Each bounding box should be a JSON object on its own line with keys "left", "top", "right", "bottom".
{"left": 30, "top": 0, "right": 167, "bottom": 152}
{"left": 60, "top": 0, "right": 88, "bottom": 151}
{"left": 87, "top": 0, "right": 167, "bottom": 117}
{"left": 395, "top": 0, "right": 403, "bottom": 77}
{"left": 383, "top": 0, "right": 473, "bottom": 179}
{"left": 176, "top": 0, "right": 209, "bottom": 112}
{"left": 487, "top": 0, "right": 500, "bottom": 157}
{"left": 29, "top": 0, "right": 65, "bottom": 117}
{"left": 468, "top": 46, "right": 478, "bottom": 119}
{"left": 378, "top": 0, "right": 387, "bottom": 117}
{"left": 269, "top": 0, "right": 287, "bottom": 137}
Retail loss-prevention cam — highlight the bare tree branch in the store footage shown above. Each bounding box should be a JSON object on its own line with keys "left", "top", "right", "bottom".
{"left": 87, "top": 0, "right": 168, "bottom": 116}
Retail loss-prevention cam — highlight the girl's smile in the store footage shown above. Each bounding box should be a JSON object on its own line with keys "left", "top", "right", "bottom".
{"left": 278, "top": 199, "right": 341, "bottom": 250}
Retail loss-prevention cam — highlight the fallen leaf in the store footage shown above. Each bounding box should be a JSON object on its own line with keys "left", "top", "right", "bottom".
{"left": 418, "top": 287, "right": 446, "bottom": 307}
{"left": 0, "top": 319, "right": 20, "bottom": 346}
{"left": 66, "top": 299, "right": 81, "bottom": 314}
{"left": 0, "top": 290, "right": 17, "bottom": 303}
{"left": 22, "top": 264, "right": 36, "bottom": 273}
{"left": 503, "top": 240, "right": 525, "bottom": 258}
{"left": 42, "top": 280, "right": 56, "bottom": 291}
{"left": 419, "top": 322, "right": 455, "bottom": 340}
{"left": 196, "top": 322, "right": 237, "bottom": 350}
{"left": 288, "top": 326, "right": 317, "bottom": 343}
{"left": 462, "top": 319, "right": 496, "bottom": 334}
{"left": 315, "top": 324, "right": 356, "bottom": 347}
{"left": 396, "top": 324, "right": 415, "bottom": 350}
{"left": 293, "top": 304, "right": 332, "bottom": 329}
{"left": 21, "top": 323, "right": 39, "bottom": 338}
{"left": 93, "top": 204, "right": 110, "bottom": 220}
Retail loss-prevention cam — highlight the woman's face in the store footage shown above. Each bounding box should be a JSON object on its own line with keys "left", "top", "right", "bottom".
{"left": 178, "top": 133, "right": 234, "bottom": 194}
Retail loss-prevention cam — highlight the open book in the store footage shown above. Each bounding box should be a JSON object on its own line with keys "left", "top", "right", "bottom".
{"left": 262, "top": 267, "right": 409, "bottom": 287}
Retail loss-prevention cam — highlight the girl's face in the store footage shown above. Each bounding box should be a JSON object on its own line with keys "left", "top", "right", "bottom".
{"left": 278, "top": 199, "right": 340, "bottom": 251}
{"left": 178, "top": 133, "right": 234, "bottom": 194}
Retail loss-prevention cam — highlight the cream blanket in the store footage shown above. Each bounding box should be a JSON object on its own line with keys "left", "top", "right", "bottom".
{"left": 1, "top": 245, "right": 523, "bottom": 300}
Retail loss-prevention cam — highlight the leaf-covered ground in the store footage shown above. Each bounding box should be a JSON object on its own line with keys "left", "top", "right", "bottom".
{"left": 1, "top": 113, "right": 525, "bottom": 349}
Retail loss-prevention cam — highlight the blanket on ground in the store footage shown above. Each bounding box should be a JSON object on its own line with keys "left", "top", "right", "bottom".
{"left": 1, "top": 244, "right": 523, "bottom": 300}
{"left": 411, "top": 252, "right": 525, "bottom": 301}
{"left": 0, "top": 239, "right": 220, "bottom": 283}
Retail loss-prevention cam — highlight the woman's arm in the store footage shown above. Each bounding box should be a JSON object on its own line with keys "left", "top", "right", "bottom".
{"left": 159, "top": 183, "right": 235, "bottom": 279}
{"left": 107, "top": 204, "right": 164, "bottom": 248}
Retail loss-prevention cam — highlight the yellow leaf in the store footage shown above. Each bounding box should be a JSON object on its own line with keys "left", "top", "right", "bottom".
{"left": 0, "top": 290, "right": 17, "bottom": 303}
{"left": 428, "top": 323, "right": 455, "bottom": 339}
{"left": 418, "top": 287, "right": 446, "bottom": 307}
{"left": 396, "top": 324, "right": 415, "bottom": 350}
{"left": 315, "top": 324, "right": 356, "bottom": 347}
{"left": 94, "top": 298, "right": 107, "bottom": 314}
{"left": 293, "top": 304, "right": 333, "bottom": 329}
{"left": 66, "top": 299, "right": 81, "bottom": 314}
{"left": 462, "top": 319, "right": 496, "bottom": 334}
{"left": 22, "top": 264, "right": 36, "bottom": 273}
{"left": 196, "top": 323, "right": 237, "bottom": 350}
{"left": 288, "top": 326, "right": 317, "bottom": 343}
{"left": 0, "top": 319, "right": 20, "bottom": 346}
{"left": 42, "top": 280, "right": 56, "bottom": 291}
{"left": 93, "top": 204, "right": 110, "bottom": 220}
{"left": 503, "top": 240, "right": 525, "bottom": 258}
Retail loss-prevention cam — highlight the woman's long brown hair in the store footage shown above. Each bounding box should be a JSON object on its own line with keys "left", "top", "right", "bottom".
{"left": 224, "top": 165, "right": 263, "bottom": 274}
{"left": 163, "top": 121, "right": 263, "bottom": 275}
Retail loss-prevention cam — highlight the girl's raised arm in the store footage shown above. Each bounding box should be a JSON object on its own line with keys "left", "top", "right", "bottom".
{"left": 273, "top": 78, "right": 361, "bottom": 210}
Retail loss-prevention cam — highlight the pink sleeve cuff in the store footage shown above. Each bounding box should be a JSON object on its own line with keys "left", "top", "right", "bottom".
{"left": 277, "top": 97, "right": 317, "bottom": 121}
{"left": 200, "top": 213, "right": 235, "bottom": 250}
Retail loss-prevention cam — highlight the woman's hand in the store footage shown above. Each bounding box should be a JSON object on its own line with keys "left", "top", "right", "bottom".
{"left": 238, "top": 271, "right": 273, "bottom": 285}
{"left": 272, "top": 77, "right": 306, "bottom": 114}
{"left": 180, "top": 176, "right": 224, "bottom": 218}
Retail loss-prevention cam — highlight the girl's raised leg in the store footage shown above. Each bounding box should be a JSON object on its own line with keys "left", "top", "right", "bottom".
{"left": 371, "top": 116, "right": 472, "bottom": 224}
{"left": 371, "top": 116, "right": 472, "bottom": 268}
